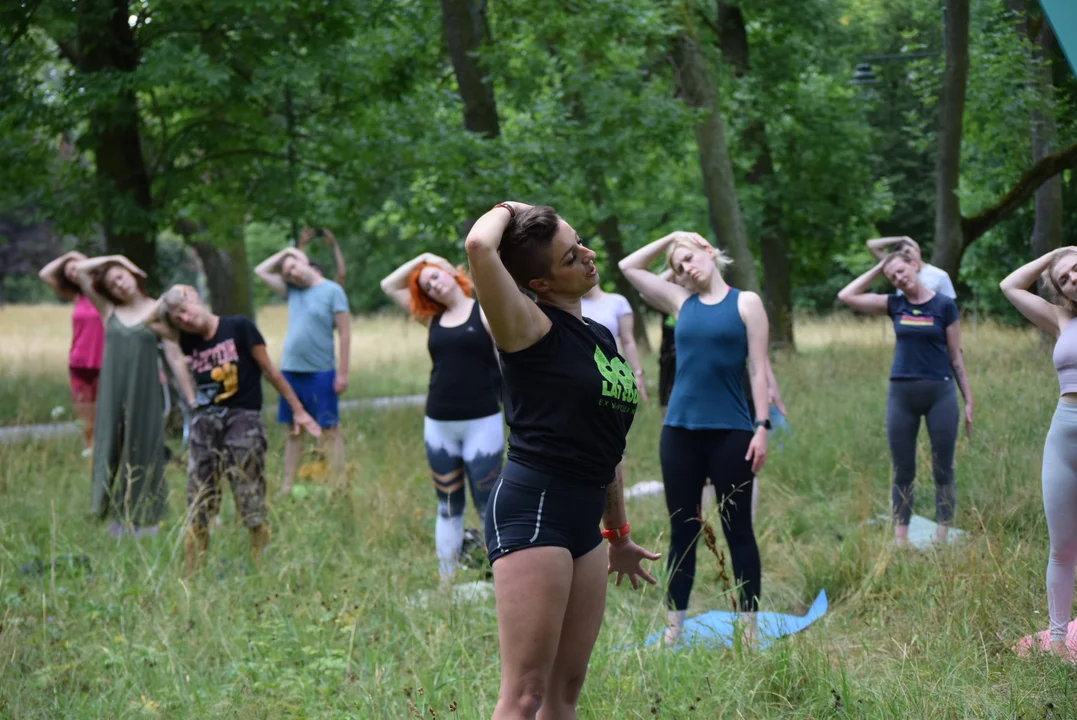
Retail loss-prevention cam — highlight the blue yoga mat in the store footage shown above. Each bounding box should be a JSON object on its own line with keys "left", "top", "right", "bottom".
{"left": 644, "top": 590, "right": 828, "bottom": 650}
{"left": 770, "top": 405, "right": 791, "bottom": 451}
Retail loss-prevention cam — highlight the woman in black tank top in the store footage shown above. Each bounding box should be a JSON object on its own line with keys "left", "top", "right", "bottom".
{"left": 381, "top": 253, "right": 505, "bottom": 581}
{"left": 465, "top": 201, "right": 660, "bottom": 717}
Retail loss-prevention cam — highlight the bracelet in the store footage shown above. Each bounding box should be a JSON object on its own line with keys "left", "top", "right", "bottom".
{"left": 494, "top": 202, "right": 516, "bottom": 219}
{"left": 633, "top": 369, "right": 644, "bottom": 377}
{"left": 601, "top": 522, "right": 630, "bottom": 541}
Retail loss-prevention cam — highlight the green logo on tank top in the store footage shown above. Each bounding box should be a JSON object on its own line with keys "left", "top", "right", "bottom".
{"left": 594, "top": 346, "right": 639, "bottom": 409}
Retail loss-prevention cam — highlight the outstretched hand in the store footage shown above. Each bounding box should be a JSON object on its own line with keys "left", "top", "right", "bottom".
{"left": 746, "top": 430, "right": 767, "bottom": 474}
{"left": 635, "top": 374, "right": 649, "bottom": 403}
{"left": 607, "top": 538, "right": 661, "bottom": 590}
{"left": 964, "top": 404, "right": 973, "bottom": 440}
{"left": 769, "top": 390, "right": 786, "bottom": 417}
{"left": 292, "top": 410, "right": 322, "bottom": 439}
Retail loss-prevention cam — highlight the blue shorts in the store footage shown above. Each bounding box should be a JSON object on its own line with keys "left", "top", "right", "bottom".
{"left": 278, "top": 370, "right": 339, "bottom": 429}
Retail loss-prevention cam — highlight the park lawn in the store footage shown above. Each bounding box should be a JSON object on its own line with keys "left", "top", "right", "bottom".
{"left": 1, "top": 317, "right": 1075, "bottom": 717}
{"left": 0, "top": 305, "right": 431, "bottom": 426}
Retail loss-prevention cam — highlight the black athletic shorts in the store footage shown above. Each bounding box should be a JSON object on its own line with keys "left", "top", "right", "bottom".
{"left": 485, "top": 461, "right": 607, "bottom": 564}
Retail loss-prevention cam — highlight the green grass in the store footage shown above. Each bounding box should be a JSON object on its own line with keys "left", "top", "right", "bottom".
{"left": 0, "top": 363, "right": 429, "bottom": 426}
{"left": 2, "top": 324, "right": 1077, "bottom": 717}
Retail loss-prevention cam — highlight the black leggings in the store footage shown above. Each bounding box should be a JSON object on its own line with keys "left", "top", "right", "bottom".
{"left": 886, "top": 379, "right": 958, "bottom": 525}
{"left": 660, "top": 426, "right": 760, "bottom": 612}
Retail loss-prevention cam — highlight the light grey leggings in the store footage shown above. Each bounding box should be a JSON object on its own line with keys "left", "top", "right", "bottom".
{"left": 886, "top": 379, "right": 959, "bottom": 526}
{"left": 1043, "top": 401, "right": 1077, "bottom": 642}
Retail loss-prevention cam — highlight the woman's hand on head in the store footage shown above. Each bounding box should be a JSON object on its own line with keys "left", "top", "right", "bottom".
{"left": 424, "top": 254, "right": 457, "bottom": 274}
{"left": 674, "top": 231, "right": 712, "bottom": 252}
{"left": 502, "top": 201, "right": 532, "bottom": 214}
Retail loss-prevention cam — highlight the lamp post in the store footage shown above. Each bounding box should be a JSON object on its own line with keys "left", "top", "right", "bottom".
{"left": 849, "top": 50, "right": 943, "bottom": 85}
{"left": 850, "top": 7, "right": 946, "bottom": 85}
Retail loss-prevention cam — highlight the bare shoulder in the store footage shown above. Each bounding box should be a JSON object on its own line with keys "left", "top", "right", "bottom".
{"left": 737, "top": 290, "right": 766, "bottom": 316}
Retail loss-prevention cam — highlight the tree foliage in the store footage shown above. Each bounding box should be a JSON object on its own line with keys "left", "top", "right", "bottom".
{"left": 0, "top": 0, "right": 1073, "bottom": 325}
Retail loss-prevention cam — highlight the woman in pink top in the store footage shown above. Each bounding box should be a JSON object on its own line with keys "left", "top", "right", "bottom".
{"left": 39, "top": 251, "right": 104, "bottom": 453}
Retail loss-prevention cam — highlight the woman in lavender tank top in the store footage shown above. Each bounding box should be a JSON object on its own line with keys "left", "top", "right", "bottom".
{"left": 1002, "top": 247, "right": 1077, "bottom": 663}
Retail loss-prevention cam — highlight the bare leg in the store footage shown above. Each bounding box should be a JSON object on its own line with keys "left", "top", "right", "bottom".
{"left": 320, "top": 427, "right": 346, "bottom": 493}
{"left": 894, "top": 524, "right": 910, "bottom": 549}
{"left": 249, "top": 525, "right": 271, "bottom": 566}
{"left": 184, "top": 526, "right": 209, "bottom": 575}
{"left": 279, "top": 433, "right": 304, "bottom": 496}
{"left": 491, "top": 546, "right": 574, "bottom": 720}
{"left": 539, "top": 545, "right": 607, "bottom": 719}
{"left": 934, "top": 523, "right": 949, "bottom": 545}
{"left": 664, "top": 610, "right": 686, "bottom": 647}
{"left": 74, "top": 400, "right": 95, "bottom": 452}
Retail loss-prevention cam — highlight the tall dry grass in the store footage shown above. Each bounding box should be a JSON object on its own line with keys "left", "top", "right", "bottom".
{"left": 0, "top": 306, "right": 1071, "bottom": 717}
{"left": 0, "top": 304, "right": 432, "bottom": 424}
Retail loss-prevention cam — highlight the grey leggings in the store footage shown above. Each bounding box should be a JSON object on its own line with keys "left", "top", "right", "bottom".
{"left": 886, "top": 379, "right": 958, "bottom": 525}
{"left": 1043, "top": 401, "right": 1077, "bottom": 642}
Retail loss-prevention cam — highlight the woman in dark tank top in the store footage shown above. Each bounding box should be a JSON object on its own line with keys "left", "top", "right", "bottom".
{"left": 465, "top": 201, "right": 659, "bottom": 718}
{"left": 381, "top": 253, "right": 504, "bottom": 583}
{"left": 621, "top": 231, "right": 774, "bottom": 648}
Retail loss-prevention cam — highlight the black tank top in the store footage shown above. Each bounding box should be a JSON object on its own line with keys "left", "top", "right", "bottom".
{"left": 499, "top": 304, "right": 639, "bottom": 486}
{"left": 425, "top": 300, "right": 501, "bottom": 421}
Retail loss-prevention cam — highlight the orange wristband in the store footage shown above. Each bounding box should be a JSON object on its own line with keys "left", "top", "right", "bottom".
{"left": 601, "top": 522, "right": 630, "bottom": 541}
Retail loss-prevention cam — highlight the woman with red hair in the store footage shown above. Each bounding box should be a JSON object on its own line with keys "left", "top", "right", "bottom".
{"left": 381, "top": 252, "right": 504, "bottom": 582}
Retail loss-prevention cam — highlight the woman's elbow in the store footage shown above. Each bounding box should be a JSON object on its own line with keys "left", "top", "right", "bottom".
{"left": 464, "top": 236, "right": 487, "bottom": 257}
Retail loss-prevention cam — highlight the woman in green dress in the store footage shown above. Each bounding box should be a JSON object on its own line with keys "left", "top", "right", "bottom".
{"left": 74, "top": 256, "right": 194, "bottom": 536}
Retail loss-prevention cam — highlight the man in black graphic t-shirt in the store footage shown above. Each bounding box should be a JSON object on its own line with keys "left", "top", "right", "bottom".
{"left": 146, "top": 285, "right": 320, "bottom": 575}
{"left": 183, "top": 316, "right": 265, "bottom": 410}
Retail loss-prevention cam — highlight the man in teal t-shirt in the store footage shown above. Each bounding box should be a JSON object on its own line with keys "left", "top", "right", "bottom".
{"left": 255, "top": 234, "right": 351, "bottom": 495}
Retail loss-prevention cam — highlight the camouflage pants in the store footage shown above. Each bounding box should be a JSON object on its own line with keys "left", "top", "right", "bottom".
{"left": 187, "top": 408, "right": 267, "bottom": 529}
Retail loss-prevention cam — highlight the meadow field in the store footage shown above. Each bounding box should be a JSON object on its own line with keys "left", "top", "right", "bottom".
{"left": 1, "top": 306, "right": 1075, "bottom": 718}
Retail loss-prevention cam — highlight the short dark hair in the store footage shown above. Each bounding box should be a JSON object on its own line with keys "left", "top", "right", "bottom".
{"left": 308, "top": 260, "right": 325, "bottom": 276}
{"left": 498, "top": 205, "right": 560, "bottom": 289}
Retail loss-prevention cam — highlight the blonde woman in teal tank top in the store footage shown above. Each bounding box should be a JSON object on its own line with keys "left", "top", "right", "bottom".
{"left": 621, "top": 231, "right": 774, "bottom": 647}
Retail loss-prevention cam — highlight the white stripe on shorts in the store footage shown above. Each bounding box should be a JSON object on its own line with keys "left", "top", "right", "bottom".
{"left": 491, "top": 479, "right": 504, "bottom": 552}
{"left": 529, "top": 490, "right": 547, "bottom": 543}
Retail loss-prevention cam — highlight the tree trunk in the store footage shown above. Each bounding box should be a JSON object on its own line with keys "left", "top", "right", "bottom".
{"left": 75, "top": 0, "right": 157, "bottom": 287}
{"left": 670, "top": 29, "right": 760, "bottom": 293}
{"left": 595, "top": 214, "right": 653, "bottom": 352}
{"left": 1029, "top": 19, "right": 1064, "bottom": 259}
{"left": 930, "top": 0, "right": 971, "bottom": 280}
{"left": 176, "top": 219, "right": 254, "bottom": 319}
{"left": 193, "top": 235, "right": 254, "bottom": 319}
{"left": 440, "top": 0, "right": 500, "bottom": 138}
{"left": 715, "top": 1, "right": 794, "bottom": 350}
